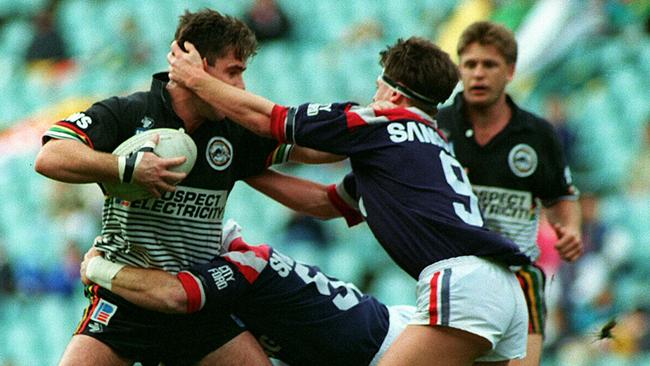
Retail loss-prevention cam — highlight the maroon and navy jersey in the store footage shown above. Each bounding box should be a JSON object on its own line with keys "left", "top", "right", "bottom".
{"left": 270, "top": 103, "right": 530, "bottom": 278}
{"left": 179, "top": 240, "right": 389, "bottom": 366}
{"left": 41, "top": 73, "right": 284, "bottom": 272}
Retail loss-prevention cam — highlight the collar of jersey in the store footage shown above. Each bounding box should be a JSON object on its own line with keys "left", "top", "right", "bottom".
{"left": 455, "top": 92, "right": 530, "bottom": 133}
{"left": 151, "top": 72, "right": 192, "bottom": 126}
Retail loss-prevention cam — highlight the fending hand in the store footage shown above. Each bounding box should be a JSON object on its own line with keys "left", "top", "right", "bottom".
{"left": 167, "top": 40, "right": 205, "bottom": 89}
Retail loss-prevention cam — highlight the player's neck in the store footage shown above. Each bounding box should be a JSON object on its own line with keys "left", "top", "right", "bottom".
{"left": 168, "top": 85, "right": 221, "bottom": 133}
{"left": 466, "top": 97, "right": 512, "bottom": 146}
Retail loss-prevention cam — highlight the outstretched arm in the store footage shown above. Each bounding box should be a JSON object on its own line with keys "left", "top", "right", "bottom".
{"left": 168, "top": 41, "right": 275, "bottom": 137}
{"left": 81, "top": 248, "right": 187, "bottom": 314}
{"left": 245, "top": 169, "right": 342, "bottom": 219}
{"left": 289, "top": 146, "right": 345, "bottom": 164}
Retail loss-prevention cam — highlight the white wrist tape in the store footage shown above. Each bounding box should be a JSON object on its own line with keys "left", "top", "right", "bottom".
{"left": 86, "top": 256, "right": 126, "bottom": 291}
{"left": 117, "top": 155, "right": 127, "bottom": 183}
{"left": 118, "top": 140, "right": 156, "bottom": 183}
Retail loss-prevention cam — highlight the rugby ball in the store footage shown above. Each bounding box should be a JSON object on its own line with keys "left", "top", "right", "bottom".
{"left": 103, "top": 128, "right": 197, "bottom": 201}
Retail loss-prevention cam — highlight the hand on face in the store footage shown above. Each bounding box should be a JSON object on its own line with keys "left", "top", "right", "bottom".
{"left": 168, "top": 41, "right": 206, "bottom": 89}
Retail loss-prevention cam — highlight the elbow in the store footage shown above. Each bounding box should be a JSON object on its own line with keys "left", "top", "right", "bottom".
{"left": 160, "top": 282, "right": 189, "bottom": 314}
{"left": 34, "top": 150, "right": 55, "bottom": 178}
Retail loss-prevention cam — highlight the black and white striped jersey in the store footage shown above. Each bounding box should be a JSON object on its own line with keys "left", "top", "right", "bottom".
{"left": 43, "top": 73, "right": 280, "bottom": 273}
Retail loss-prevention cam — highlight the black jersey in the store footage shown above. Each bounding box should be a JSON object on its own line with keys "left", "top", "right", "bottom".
{"left": 269, "top": 102, "right": 530, "bottom": 279}
{"left": 437, "top": 93, "right": 578, "bottom": 260}
{"left": 181, "top": 239, "right": 389, "bottom": 366}
{"left": 42, "top": 73, "right": 280, "bottom": 272}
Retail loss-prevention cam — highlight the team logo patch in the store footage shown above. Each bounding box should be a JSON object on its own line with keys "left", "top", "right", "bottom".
{"left": 508, "top": 144, "right": 537, "bottom": 178}
{"left": 207, "top": 265, "right": 235, "bottom": 290}
{"left": 206, "top": 137, "right": 233, "bottom": 171}
{"left": 135, "top": 116, "right": 155, "bottom": 134}
{"left": 90, "top": 299, "right": 117, "bottom": 325}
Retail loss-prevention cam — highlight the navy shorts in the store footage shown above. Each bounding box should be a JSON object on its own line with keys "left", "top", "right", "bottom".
{"left": 74, "top": 284, "right": 245, "bottom": 365}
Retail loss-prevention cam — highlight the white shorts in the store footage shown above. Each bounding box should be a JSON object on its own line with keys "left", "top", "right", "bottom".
{"left": 370, "top": 305, "right": 415, "bottom": 366}
{"left": 410, "top": 256, "right": 528, "bottom": 362}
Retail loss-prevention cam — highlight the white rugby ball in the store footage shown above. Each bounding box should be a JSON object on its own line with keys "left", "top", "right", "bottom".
{"left": 103, "top": 128, "right": 197, "bottom": 201}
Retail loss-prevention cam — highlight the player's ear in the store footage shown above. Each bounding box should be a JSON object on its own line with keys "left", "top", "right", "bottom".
{"left": 389, "top": 91, "right": 405, "bottom": 104}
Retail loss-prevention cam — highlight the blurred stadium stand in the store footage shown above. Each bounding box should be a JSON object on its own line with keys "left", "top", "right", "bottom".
{"left": 0, "top": 0, "right": 648, "bottom": 365}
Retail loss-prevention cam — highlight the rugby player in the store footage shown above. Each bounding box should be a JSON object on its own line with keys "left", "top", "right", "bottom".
{"left": 436, "top": 21, "right": 583, "bottom": 366}
{"left": 35, "top": 9, "right": 343, "bottom": 366}
{"left": 167, "top": 37, "right": 532, "bottom": 365}
{"left": 81, "top": 220, "right": 414, "bottom": 366}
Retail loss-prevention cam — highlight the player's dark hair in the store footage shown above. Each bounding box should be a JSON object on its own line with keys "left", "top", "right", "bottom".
{"left": 457, "top": 21, "right": 517, "bottom": 65}
{"left": 380, "top": 37, "right": 458, "bottom": 116}
{"left": 175, "top": 8, "right": 258, "bottom": 65}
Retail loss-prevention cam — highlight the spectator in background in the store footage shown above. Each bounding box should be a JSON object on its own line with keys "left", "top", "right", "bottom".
{"left": 243, "top": 0, "right": 291, "bottom": 42}
{"left": 0, "top": 243, "right": 15, "bottom": 295}
{"left": 283, "top": 212, "right": 332, "bottom": 248}
{"left": 44, "top": 239, "right": 82, "bottom": 296}
{"left": 627, "top": 118, "right": 650, "bottom": 195}
{"left": 25, "top": 3, "right": 69, "bottom": 64}
{"left": 25, "top": 1, "right": 75, "bottom": 80}
{"left": 545, "top": 94, "right": 577, "bottom": 166}
{"left": 555, "top": 192, "right": 611, "bottom": 339}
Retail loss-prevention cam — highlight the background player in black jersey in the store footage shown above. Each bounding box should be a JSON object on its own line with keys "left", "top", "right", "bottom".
{"left": 167, "top": 37, "right": 532, "bottom": 365}
{"left": 80, "top": 220, "right": 414, "bottom": 366}
{"left": 435, "top": 21, "right": 583, "bottom": 366}
{"left": 35, "top": 8, "right": 343, "bottom": 366}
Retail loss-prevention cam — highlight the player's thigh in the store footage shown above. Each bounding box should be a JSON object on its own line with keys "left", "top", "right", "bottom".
{"left": 197, "top": 330, "right": 271, "bottom": 366}
{"left": 377, "top": 324, "right": 491, "bottom": 366}
{"left": 58, "top": 334, "right": 132, "bottom": 366}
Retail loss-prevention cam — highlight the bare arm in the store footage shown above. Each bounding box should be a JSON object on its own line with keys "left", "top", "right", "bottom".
{"left": 245, "top": 169, "right": 341, "bottom": 219}
{"left": 168, "top": 41, "right": 275, "bottom": 137}
{"left": 546, "top": 199, "right": 583, "bottom": 262}
{"left": 111, "top": 267, "right": 187, "bottom": 314}
{"left": 35, "top": 137, "right": 188, "bottom": 198}
{"left": 289, "top": 146, "right": 345, "bottom": 164}
{"left": 80, "top": 248, "right": 187, "bottom": 314}
{"left": 35, "top": 139, "right": 120, "bottom": 183}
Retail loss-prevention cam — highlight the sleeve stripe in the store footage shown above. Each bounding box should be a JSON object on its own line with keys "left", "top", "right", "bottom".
{"left": 335, "top": 180, "right": 359, "bottom": 210}
{"left": 374, "top": 107, "right": 433, "bottom": 125}
{"left": 44, "top": 122, "right": 94, "bottom": 148}
{"left": 266, "top": 144, "right": 294, "bottom": 166}
{"left": 327, "top": 184, "right": 364, "bottom": 227}
{"left": 345, "top": 106, "right": 435, "bottom": 130}
{"left": 177, "top": 271, "right": 206, "bottom": 313}
{"left": 345, "top": 110, "right": 368, "bottom": 129}
{"left": 223, "top": 240, "right": 271, "bottom": 284}
{"left": 285, "top": 107, "right": 297, "bottom": 143}
{"left": 270, "top": 104, "right": 289, "bottom": 142}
